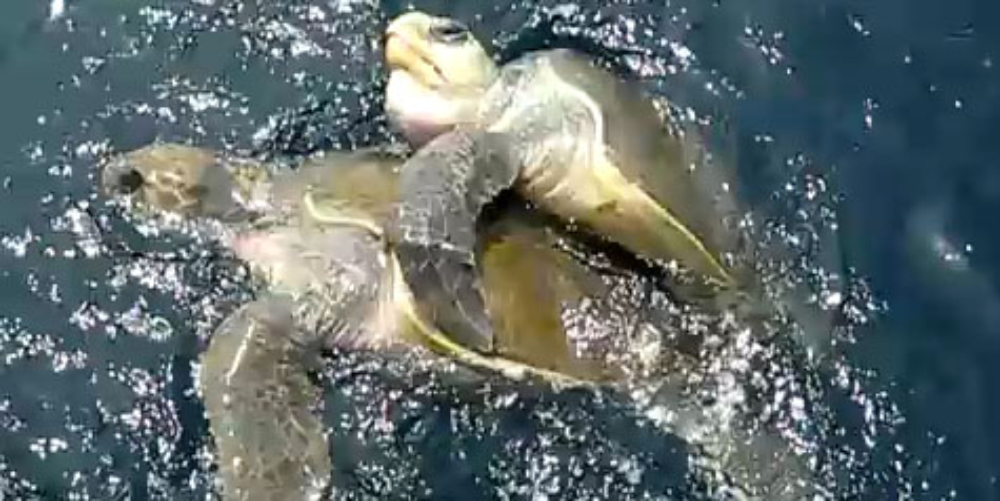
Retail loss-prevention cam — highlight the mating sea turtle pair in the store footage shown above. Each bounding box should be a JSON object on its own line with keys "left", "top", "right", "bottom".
{"left": 102, "top": 11, "right": 821, "bottom": 500}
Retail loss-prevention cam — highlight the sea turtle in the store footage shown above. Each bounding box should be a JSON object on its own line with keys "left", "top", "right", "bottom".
{"left": 96, "top": 11, "right": 834, "bottom": 499}
{"left": 382, "top": 12, "right": 759, "bottom": 351}
{"left": 101, "top": 141, "right": 695, "bottom": 500}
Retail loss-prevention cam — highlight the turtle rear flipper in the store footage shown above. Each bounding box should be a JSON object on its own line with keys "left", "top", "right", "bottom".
{"left": 101, "top": 143, "right": 265, "bottom": 221}
{"left": 198, "top": 294, "right": 331, "bottom": 501}
{"left": 389, "top": 128, "right": 521, "bottom": 353}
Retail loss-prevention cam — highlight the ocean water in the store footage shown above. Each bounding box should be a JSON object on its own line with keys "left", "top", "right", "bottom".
{"left": 0, "top": 0, "right": 996, "bottom": 499}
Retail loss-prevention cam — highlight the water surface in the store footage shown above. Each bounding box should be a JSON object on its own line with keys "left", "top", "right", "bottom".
{"left": 0, "top": 0, "right": 996, "bottom": 499}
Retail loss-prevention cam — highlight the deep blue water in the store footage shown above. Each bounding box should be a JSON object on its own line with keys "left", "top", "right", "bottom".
{"left": 0, "top": 0, "right": 997, "bottom": 499}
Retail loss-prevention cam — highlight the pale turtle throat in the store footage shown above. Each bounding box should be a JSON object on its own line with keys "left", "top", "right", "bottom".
{"left": 386, "top": 70, "right": 491, "bottom": 147}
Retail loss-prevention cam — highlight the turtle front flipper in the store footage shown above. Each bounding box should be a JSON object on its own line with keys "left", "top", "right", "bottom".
{"left": 388, "top": 128, "right": 521, "bottom": 353}
{"left": 102, "top": 143, "right": 267, "bottom": 221}
{"left": 198, "top": 294, "right": 331, "bottom": 501}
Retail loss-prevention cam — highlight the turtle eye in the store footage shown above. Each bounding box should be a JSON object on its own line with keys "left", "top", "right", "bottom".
{"left": 429, "top": 20, "right": 470, "bottom": 44}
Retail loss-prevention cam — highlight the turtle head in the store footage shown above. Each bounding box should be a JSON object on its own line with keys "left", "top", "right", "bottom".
{"left": 101, "top": 144, "right": 237, "bottom": 218}
{"left": 384, "top": 12, "right": 498, "bottom": 146}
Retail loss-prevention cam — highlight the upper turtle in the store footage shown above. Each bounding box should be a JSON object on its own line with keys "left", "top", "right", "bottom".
{"left": 382, "top": 12, "right": 747, "bottom": 349}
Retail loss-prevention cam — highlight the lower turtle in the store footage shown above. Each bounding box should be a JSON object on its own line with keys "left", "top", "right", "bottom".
{"left": 102, "top": 138, "right": 820, "bottom": 500}
{"left": 102, "top": 141, "right": 672, "bottom": 500}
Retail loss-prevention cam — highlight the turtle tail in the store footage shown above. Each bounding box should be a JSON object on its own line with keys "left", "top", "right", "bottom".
{"left": 387, "top": 128, "right": 521, "bottom": 353}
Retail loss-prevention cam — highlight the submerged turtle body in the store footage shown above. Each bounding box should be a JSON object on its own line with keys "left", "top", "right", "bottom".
{"left": 383, "top": 12, "right": 752, "bottom": 350}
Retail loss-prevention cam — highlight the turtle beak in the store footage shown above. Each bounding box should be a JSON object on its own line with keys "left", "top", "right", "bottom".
{"left": 384, "top": 15, "right": 446, "bottom": 88}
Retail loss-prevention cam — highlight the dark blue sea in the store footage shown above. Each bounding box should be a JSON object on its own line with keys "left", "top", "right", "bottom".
{"left": 0, "top": 0, "right": 997, "bottom": 499}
